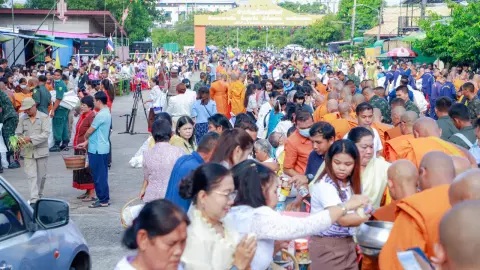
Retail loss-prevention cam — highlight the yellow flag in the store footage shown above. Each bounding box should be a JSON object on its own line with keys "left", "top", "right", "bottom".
{"left": 55, "top": 50, "right": 61, "bottom": 69}
{"left": 99, "top": 50, "right": 104, "bottom": 69}
{"left": 145, "top": 52, "right": 150, "bottom": 61}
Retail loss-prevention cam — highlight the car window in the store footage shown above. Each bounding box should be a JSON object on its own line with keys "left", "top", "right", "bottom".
{"left": 0, "top": 184, "right": 26, "bottom": 240}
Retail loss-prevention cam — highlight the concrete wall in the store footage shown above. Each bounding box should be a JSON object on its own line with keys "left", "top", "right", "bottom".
{"left": 0, "top": 14, "right": 100, "bottom": 34}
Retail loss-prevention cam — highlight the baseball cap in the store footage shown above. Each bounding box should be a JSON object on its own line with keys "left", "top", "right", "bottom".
{"left": 20, "top": 97, "right": 36, "bottom": 111}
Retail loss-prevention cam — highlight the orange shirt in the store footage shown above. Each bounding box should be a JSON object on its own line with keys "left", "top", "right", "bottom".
{"left": 284, "top": 130, "right": 313, "bottom": 174}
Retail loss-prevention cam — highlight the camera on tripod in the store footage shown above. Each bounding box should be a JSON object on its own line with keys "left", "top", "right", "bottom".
{"left": 119, "top": 81, "right": 148, "bottom": 135}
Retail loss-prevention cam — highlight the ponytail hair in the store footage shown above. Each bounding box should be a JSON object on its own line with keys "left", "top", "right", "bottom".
{"left": 122, "top": 199, "right": 189, "bottom": 250}
{"left": 179, "top": 163, "right": 231, "bottom": 204}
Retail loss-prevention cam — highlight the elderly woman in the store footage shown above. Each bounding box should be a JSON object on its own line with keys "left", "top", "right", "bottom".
{"left": 73, "top": 96, "right": 96, "bottom": 201}
{"left": 140, "top": 119, "right": 185, "bottom": 202}
{"left": 347, "top": 127, "right": 390, "bottom": 208}
{"left": 253, "top": 139, "right": 275, "bottom": 163}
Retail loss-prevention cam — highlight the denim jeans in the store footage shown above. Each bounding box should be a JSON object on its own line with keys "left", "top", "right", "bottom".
{"left": 88, "top": 152, "right": 110, "bottom": 203}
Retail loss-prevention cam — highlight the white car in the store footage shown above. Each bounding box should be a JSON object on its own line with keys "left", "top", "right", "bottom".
{"left": 0, "top": 176, "right": 90, "bottom": 270}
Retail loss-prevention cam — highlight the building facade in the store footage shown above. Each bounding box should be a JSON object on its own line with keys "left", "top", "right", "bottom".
{"left": 157, "top": 0, "right": 237, "bottom": 26}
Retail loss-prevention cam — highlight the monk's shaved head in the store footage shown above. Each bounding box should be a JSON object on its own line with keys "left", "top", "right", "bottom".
{"left": 230, "top": 73, "right": 238, "bottom": 80}
{"left": 391, "top": 106, "right": 406, "bottom": 126}
{"left": 373, "top": 108, "right": 382, "bottom": 123}
{"left": 343, "top": 95, "right": 353, "bottom": 104}
{"left": 439, "top": 200, "right": 480, "bottom": 269}
{"left": 339, "top": 102, "right": 351, "bottom": 116}
{"left": 327, "top": 100, "right": 339, "bottom": 113}
{"left": 418, "top": 151, "right": 455, "bottom": 190}
{"left": 327, "top": 91, "right": 339, "bottom": 100}
{"left": 449, "top": 169, "right": 480, "bottom": 206}
{"left": 352, "top": 94, "right": 365, "bottom": 105}
{"left": 387, "top": 160, "right": 418, "bottom": 200}
{"left": 452, "top": 156, "right": 471, "bottom": 176}
{"left": 413, "top": 117, "right": 442, "bottom": 138}
{"left": 400, "top": 111, "right": 419, "bottom": 135}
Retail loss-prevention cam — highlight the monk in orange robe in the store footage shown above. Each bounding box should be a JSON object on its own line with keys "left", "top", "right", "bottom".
{"left": 313, "top": 91, "right": 338, "bottom": 122}
{"left": 331, "top": 102, "right": 357, "bottom": 140}
{"left": 315, "top": 81, "right": 328, "bottom": 97}
{"left": 384, "top": 106, "right": 406, "bottom": 141}
{"left": 321, "top": 100, "right": 340, "bottom": 124}
{"left": 372, "top": 108, "right": 393, "bottom": 151}
{"left": 384, "top": 117, "right": 476, "bottom": 168}
{"left": 228, "top": 73, "right": 246, "bottom": 116}
{"left": 362, "top": 160, "right": 418, "bottom": 270}
{"left": 379, "top": 152, "right": 456, "bottom": 270}
{"left": 210, "top": 73, "right": 230, "bottom": 117}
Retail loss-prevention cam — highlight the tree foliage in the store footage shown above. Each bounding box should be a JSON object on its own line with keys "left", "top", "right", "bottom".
{"left": 23, "top": 0, "right": 165, "bottom": 42}
{"left": 416, "top": 2, "right": 480, "bottom": 66}
{"left": 279, "top": 2, "right": 328, "bottom": 14}
{"left": 337, "top": 0, "right": 382, "bottom": 37}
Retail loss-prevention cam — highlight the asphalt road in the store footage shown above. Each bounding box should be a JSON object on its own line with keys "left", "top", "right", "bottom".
{"left": 5, "top": 73, "right": 202, "bottom": 269}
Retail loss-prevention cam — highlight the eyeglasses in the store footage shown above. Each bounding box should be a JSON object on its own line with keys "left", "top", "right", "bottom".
{"left": 214, "top": 190, "right": 238, "bottom": 201}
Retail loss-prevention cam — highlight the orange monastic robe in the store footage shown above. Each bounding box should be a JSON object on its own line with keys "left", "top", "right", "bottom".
{"left": 379, "top": 185, "right": 451, "bottom": 270}
{"left": 331, "top": 119, "right": 358, "bottom": 140}
{"left": 210, "top": 80, "right": 229, "bottom": 117}
{"left": 313, "top": 103, "right": 327, "bottom": 123}
{"left": 362, "top": 201, "right": 399, "bottom": 270}
{"left": 384, "top": 136, "right": 466, "bottom": 167}
{"left": 384, "top": 126, "right": 402, "bottom": 141}
{"left": 372, "top": 122, "right": 392, "bottom": 151}
{"left": 316, "top": 84, "right": 328, "bottom": 97}
{"left": 228, "top": 81, "right": 246, "bottom": 116}
{"left": 321, "top": 112, "right": 340, "bottom": 124}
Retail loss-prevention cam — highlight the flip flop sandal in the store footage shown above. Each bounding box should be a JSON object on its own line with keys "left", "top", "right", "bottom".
{"left": 62, "top": 147, "right": 70, "bottom": 152}
{"left": 89, "top": 201, "right": 110, "bottom": 208}
{"left": 82, "top": 197, "right": 97, "bottom": 202}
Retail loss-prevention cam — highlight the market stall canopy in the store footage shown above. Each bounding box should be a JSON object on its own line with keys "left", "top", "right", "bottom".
{"left": 0, "top": 35, "right": 15, "bottom": 43}
{"left": 402, "top": 32, "right": 426, "bottom": 42}
{"left": 36, "top": 39, "right": 68, "bottom": 48}
{"left": 194, "top": 0, "right": 323, "bottom": 27}
{"left": 386, "top": 47, "right": 418, "bottom": 57}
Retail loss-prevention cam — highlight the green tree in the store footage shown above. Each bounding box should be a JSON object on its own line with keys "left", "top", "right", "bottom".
{"left": 25, "top": 0, "right": 98, "bottom": 9}
{"left": 337, "top": 0, "right": 382, "bottom": 38}
{"left": 416, "top": 2, "right": 480, "bottom": 66}
{"left": 280, "top": 2, "right": 328, "bottom": 14}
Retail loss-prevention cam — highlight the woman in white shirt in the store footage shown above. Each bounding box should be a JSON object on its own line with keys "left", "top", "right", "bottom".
{"left": 144, "top": 76, "right": 166, "bottom": 112}
{"left": 179, "top": 163, "right": 257, "bottom": 270}
{"left": 310, "top": 140, "right": 371, "bottom": 270}
{"left": 114, "top": 199, "right": 189, "bottom": 270}
{"left": 166, "top": 83, "right": 195, "bottom": 125}
{"left": 225, "top": 160, "right": 370, "bottom": 270}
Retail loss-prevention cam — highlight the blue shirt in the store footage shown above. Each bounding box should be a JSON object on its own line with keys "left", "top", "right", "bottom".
{"left": 266, "top": 111, "right": 284, "bottom": 137}
{"left": 164, "top": 152, "right": 205, "bottom": 212}
{"left": 305, "top": 151, "right": 324, "bottom": 176}
{"left": 191, "top": 100, "right": 217, "bottom": 124}
{"left": 388, "top": 88, "right": 414, "bottom": 103}
{"left": 88, "top": 107, "right": 111, "bottom": 155}
{"left": 421, "top": 72, "right": 435, "bottom": 96}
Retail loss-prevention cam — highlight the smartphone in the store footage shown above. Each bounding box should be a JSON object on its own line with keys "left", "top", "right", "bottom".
{"left": 397, "top": 247, "right": 434, "bottom": 270}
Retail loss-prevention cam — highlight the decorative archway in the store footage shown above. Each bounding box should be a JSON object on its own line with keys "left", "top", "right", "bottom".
{"left": 193, "top": 0, "right": 323, "bottom": 51}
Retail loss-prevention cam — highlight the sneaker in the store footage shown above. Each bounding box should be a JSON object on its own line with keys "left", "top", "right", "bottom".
{"left": 49, "top": 145, "right": 61, "bottom": 152}
{"left": 8, "top": 160, "right": 20, "bottom": 169}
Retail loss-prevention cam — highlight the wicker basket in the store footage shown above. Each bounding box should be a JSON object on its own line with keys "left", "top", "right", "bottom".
{"left": 121, "top": 197, "right": 145, "bottom": 229}
{"left": 270, "top": 249, "right": 299, "bottom": 270}
{"left": 62, "top": 155, "right": 86, "bottom": 170}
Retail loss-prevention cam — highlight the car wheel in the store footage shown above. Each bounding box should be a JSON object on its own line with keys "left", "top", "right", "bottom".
{"left": 70, "top": 251, "right": 91, "bottom": 270}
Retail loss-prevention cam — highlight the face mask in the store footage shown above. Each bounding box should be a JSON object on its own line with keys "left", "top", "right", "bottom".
{"left": 20, "top": 85, "right": 27, "bottom": 89}
{"left": 54, "top": 79, "right": 61, "bottom": 83}
{"left": 298, "top": 128, "right": 310, "bottom": 138}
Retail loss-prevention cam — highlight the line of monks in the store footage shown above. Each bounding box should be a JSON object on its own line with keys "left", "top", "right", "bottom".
{"left": 311, "top": 89, "right": 480, "bottom": 269}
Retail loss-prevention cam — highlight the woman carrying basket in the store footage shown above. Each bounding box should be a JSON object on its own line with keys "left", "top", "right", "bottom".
{"left": 73, "top": 96, "right": 96, "bottom": 201}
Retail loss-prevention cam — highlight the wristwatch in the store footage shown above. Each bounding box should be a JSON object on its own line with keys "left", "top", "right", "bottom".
{"left": 337, "top": 202, "right": 348, "bottom": 216}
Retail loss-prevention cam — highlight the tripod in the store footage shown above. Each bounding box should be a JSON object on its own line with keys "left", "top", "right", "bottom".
{"left": 119, "top": 83, "right": 149, "bottom": 135}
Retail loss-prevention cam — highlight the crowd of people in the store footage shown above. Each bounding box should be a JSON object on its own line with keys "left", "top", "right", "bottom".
{"left": 3, "top": 47, "right": 480, "bottom": 270}
{"left": 115, "top": 48, "right": 480, "bottom": 270}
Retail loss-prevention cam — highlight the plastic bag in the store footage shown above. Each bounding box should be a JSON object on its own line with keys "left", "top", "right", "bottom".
{"left": 0, "top": 123, "right": 8, "bottom": 168}
{"left": 48, "top": 118, "right": 54, "bottom": 148}
{"left": 128, "top": 136, "right": 152, "bottom": 168}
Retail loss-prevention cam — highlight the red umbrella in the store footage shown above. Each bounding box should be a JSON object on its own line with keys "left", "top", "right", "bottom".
{"left": 386, "top": 47, "right": 418, "bottom": 58}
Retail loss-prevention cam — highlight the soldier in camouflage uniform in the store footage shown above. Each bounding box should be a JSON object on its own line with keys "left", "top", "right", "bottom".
{"left": 463, "top": 82, "right": 480, "bottom": 121}
{"left": 396, "top": 85, "right": 420, "bottom": 116}
{"left": 363, "top": 86, "right": 392, "bottom": 124}
{"left": 0, "top": 81, "right": 20, "bottom": 169}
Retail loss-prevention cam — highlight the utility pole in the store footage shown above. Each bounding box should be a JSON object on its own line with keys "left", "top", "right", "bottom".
{"left": 420, "top": 0, "right": 427, "bottom": 20}
{"left": 377, "top": 0, "right": 383, "bottom": 41}
{"left": 236, "top": 27, "right": 239, "bottom": 49}
{"left": 350, "top": 0, "right": 357, "bottom": 46}
{"left": 11, "top": 0, "right": 15, "bottom": 62}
